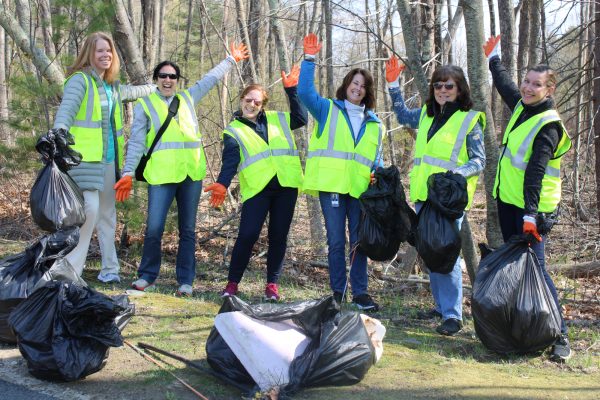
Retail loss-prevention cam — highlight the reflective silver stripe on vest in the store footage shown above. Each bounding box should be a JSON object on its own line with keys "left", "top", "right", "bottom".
{"left": 272, "top": 149, "right": 299, "bottom": 157}
{"left": 72, "top": 74, "right": 102, "bottom": 129}
{"left": 239, "top": 150, "right": 271, "bottom": 171}
{"left": 307, "top": 149, "right": 354, "bottom": 160}
{"left": 502, "top": 143, "right": 560, "bottom": 178}
{"left": 277, "top": 112, "right": 294, "bottom": 149}
{"left": 414, "top": 157, "right": 422, "bottom": 166}
{"left": 420, "top": 110, "right": 479, "bottom": 170}
{"left": 143, "top": 96, "right": 201, "bottom": 153}
{"left": 180, "top": 91, "right": 199, "bottom": 134}
{"left": 116, "top": 129, "right": 123, "bottom": 138}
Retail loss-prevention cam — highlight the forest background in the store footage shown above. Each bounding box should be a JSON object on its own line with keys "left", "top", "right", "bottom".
{"left": 0, "top": 0, "right": 599, "bottom": 398}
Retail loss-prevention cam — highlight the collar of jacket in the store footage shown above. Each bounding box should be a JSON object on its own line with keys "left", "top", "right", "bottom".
{"left": 332, "top": 99, "right": 381, "bottom": 123}
{"left": 85, "top": 67, "right": 118, "bottom": 90}
{"left": 521, "top": 96, "right": 555, "bottom": 114}
{"left": 233, "top": 109, "right": 267, "bottom": 134}
{"left": 432, "top": 100, "right": 461, "bottom": 117}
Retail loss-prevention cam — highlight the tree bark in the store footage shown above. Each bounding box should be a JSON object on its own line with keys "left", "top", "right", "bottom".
{"left": 158, "top": 0, "right": 166, "bottom": 61}
{"left": 516, "top": 0, "right": 530, "bottom": 84}
{"left": 459, "top": 0, "right": 504, "bottom": 247}
{"left": 268, "top": 0, "right": 290, "bottom": 73}
{"left": 595, "top": 0, "right": 600, "bottom": 228}
{"left": 0, "top": 21, "right": 6, "bottom": 130}
{"left": 324, "top": 0, "right": 333, "bottom": 98}
{"left": 460, "top": 216, "right": 479, "bottom": 285}
{"left": 38, "top": 0, "right": 55, "bottom": 59}
{"left": 182, "top": 0, "right": 194, "bottom": 88}
{"left": 235, "top": 0, "right": 258, "bottom": 82}
{"left": 527, "top": 0, "right": 540, "bottom": 68}
{"left": 497, "top": 0, "right": 517, "bottom": 135}
{"left": 0, "top": 6, "right": 64, "bottom": 86}
{"left": 150, "top": 0, "right": 160, "bottom": 67}
{"left": 110, "top": 0, "right": 150, "bottom": 84}
{"left": 141, "top": 0, "right": 153, "bottom": 69}
{"left": 421, "top": 0, "right": 435, "bottom": 78}
{"left": 220, "top": 0, "right": 230, "bottom": 128}
{"left": 546, "top": 261, "right": 600, "bottom": 279}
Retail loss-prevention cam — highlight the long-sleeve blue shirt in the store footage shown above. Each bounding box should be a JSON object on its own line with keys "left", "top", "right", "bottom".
{"left": 388, "top": 85, "right": 486, "bottom": 177}
{"left": 298, "top": 59, "right": 384, "bottom": 169}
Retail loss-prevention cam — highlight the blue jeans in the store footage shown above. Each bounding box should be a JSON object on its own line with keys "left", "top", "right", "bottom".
{"left": 416, "top": 202, "right": 464, "bottom": 321}
{"left": 319, "top": 192, "right": 368, "bottom": 296}
{"left": 137, "top": 177, "right": 202, "bottom": 286}
{"left": 496, "top": 198, "right": 567, "bottom": 335}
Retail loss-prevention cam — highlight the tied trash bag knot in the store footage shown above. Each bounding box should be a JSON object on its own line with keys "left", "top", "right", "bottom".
{"left": 414, "top": 171, "right": 468, "bottom": 274}
{"left": 471, "top": 234, "right": 562, "bottom": 354}
{"left": 30, "top": 129, "right": 86, "bottom": 232}
{"left": 357, "top": 165, "right": 417, "bottom": 261}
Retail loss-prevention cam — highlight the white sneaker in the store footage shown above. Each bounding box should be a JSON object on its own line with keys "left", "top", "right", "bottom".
{"left": 177, "top": 284, "right": 193, "bottom": 296}
{"left": 98, "top": 272, "right": 121, "bottom": 283}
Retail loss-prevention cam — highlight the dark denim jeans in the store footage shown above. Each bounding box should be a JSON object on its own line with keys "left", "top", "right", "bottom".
{"left": 137, "top": 177, "right": 202, "bottom": 286}
{"left": 496, "top": 198, "right": 567, "bottom": 335}
{"left": 319, "top": 192, "right": 368, "bottom": 295}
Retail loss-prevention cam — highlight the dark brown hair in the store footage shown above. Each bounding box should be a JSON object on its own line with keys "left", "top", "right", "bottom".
{"left": 335, "top": 68, "right": 376, "bottom": 110}
{"left": 424, "top": 65, "right": 474, "bottom": 117}
{"left": 527, "top": 65, "right": 557, "bottom": 98}
{"left": 239, "top": 83, "right": 269, "bottom": 109}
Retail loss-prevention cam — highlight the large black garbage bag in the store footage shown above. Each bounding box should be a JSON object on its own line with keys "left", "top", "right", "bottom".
{"left": 0, "top": 227, "right": 85, "bottom": 343}
{"left": 471, "top": 235, "right": 562, "bottom": 354}
{"left": 206, "top": 296, "right": 376, "bottom": 397}
{"left": 31, "top": 129, "right": 85, "bottom": 233}
{"left": 427, "top": 171, "right": 469, "bottom": 219}
{"left": 414, "top": 201, "right": 462, "bottom": 274}
{"left": 357, "top": 166, "right": 417, "bottom": 261}
{"left": 112, "top": 295, "right": 136, "bottom": 333}
{"left": 8, "top": 282, "right": 126, "bottom": 381}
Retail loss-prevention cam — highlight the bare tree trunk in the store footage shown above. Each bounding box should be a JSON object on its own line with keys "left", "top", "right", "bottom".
{"left": 446, "top": 0, "right": 453, "bottom": 64}
{"left": 182, "top": 0, "right": 194, "bottom": 88}
{"left": 128, "top": 0, "right": 135, "bottom": 30}
{"left": 528, "top": 0, "right": 540, "bottom": 68}
{"left": 421, "top": 0, "right": 435, "bottom": 78}
{"left": 14, "top": 0, "right": 30, "bottom": 37}
{"left": 459, "top": 0, "right": 503, "bottom": 247}
{"left": 158, "top": 0, "right": 166, "bottom": 61}
{"left": 150, "top": 0, "right": 160, "bottom": 67}
{"left": 235, "top": 0, "right": 258, "bottom": 82}
{"left": 268, "top": 0, "right": 290, "bottom": 72}
{"left": 594, "top": 0, "right": 600, "bottom": 228}
{"left": 0, "top": 22, "right": 6, "bottom": 122}
{"left": 488, "top": 0, "right": 498, "bottom": 134}
{"left": 323, "top": 0, "right": 333, "bottom": 98}
{"left": 110, "top": 0, "right": 150, "bottom": 84}
{"left": 460, "top": 216, "right": 479, "bottom": 284}
{"left": 38, "top": 0, "right": 55, "bottom": 59}
{"left": 443, "top": 4, "right": 463, "bottom": 65}
{"left": 434, "top": 0, "right": 443, "bottom": 60}
{"left": 516, "top": 0, "right": 530, "bottom": 84}
{"left": 497, "top": 0, "right": 517, "bottom": 135}
{"left": 220, "top": 0, "right": 230, "bottom": 128}
{"left": 141, "top": 0, "right": 153, "bottom": 69}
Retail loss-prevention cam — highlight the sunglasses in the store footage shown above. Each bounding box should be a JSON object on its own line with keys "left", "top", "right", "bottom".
{"left": 433, "top": 82, "right": 456, "bottom": 90}
{"left": 157, "top": 73, "right": 178, "bottom": 80}
{"left": 243, "top": 97, "right": 263, "bottom": 107}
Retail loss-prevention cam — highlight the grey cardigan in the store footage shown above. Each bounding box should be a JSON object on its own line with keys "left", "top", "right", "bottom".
{"left": 122, "top": 56, "right": 236, "bottom": 177}
{"left": 53, "top": 68, "right": 155, "bottom": 191}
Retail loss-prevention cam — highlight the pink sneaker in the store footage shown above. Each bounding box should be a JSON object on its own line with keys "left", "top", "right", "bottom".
{"left": 264, "top": 283, "right": 280, "bottom": 301}
{"left": 221, "top": 282, "right": 238, "bottom": 297}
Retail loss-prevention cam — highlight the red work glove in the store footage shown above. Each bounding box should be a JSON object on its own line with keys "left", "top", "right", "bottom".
{"left": 204, "top": 183, "right": 227, "bottom": 207}
{"left": 303, "top": 34, "right": 322, "bottom": 56}
{"left": 281, "top": 65, "right": 300, "bottom": 88}
{"left": 230, "top": 42, "right": 250, "bottom": 62}
{"left": 386, "top": 56, "right": 406, "bottom": 83}
{"left": 114, "top": 175, "right": 132, "bottom": 202}
{"left": 483, "top": 35, "right": 501, "bottom": 58}
{"left": 523, "top": 221, "right": 542, "bottom": 242}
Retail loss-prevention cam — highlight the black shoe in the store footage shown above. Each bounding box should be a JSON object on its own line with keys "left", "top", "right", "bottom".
{"left": 416, "top": 309, "right": 443, "bottom": 320}
{"left": 351, "top": 294, "right": 380, "bottom": 312}
{"left": 333, "top": 291, "right": 347, "bottom": 306}
{"left": 436, "top": 318, "right": 462, "bottom": 336}
{"left": 550, "top": 336, "right": 572, "bottom": 361}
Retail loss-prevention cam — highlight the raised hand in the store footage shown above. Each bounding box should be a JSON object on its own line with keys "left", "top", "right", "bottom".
{"left": 303, "top": 34, "right": 322, "bottom": 56}
{"left": 230, "top": 42, "right": 250, "bottom": 62}
{"left": 386, "top": 56, "right": 406, "bottom": 83}
{"left": 204, "top": 183, "right": 227, "bottom": 208}
{"left": 281, "top": 65, "right": 301, "bottom": 88}
{"left": 483, "top": 35, "right": 501, "bottom": 59}
{"left": 114, "top": 175, "right": 132, "bottom": 202}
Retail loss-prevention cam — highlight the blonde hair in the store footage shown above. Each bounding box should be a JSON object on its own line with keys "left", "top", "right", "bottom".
{"left": 66, "top": 32, "right": 120, "bottom": 84}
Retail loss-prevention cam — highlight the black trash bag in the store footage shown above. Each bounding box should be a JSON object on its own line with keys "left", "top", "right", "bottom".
{"left": 357, "top": 166, "right": 417, "bottom": 261}
{"left": 0, "top": 227, "right": 85, "bottom": 343}
{"left": 31, "top": 129, "right": 85, "bottom": 233}
{"left": 8, "top": 281, "right": 125, "bottom": 381}
{"left": 35, "top": 129, "right": 82, "bottom": 172}
{"left": 414, "top": 201, "right": 462, "bottom": 274}
{"left": 206, "top": 296, "right": 376, "bottom": 397}
{"left": 111, "top": 295, "right": 136, "bottom": 333}
{"left": 471, "top": 235, "right": 562, "bottom": 354}
{"left": 427, "top": 171, "right": 469, "bottom": 220}
{"left": 478, "top": 243, "right": 496, "bottom": 260}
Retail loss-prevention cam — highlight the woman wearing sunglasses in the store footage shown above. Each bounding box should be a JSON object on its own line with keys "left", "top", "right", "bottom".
{"left": 386, "top": 56, "right": 486, "bottom": 335}
{"left": 297, "top": 34, "right": 384, "bottom": 312}
{"left": 484, "top": 35, "right": 571, "bottom": 361}
{"left": 114, "top": 43, "right": 249, "bottom": 296}
{"left": 206, "top": 66, "right": 308, "bottom": 300}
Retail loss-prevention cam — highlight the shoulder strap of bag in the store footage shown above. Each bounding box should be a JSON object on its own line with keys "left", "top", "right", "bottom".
{"left": 146, "top": 96, "right": 180, "bottom": 158}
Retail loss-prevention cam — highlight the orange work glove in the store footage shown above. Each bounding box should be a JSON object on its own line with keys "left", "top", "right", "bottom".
{"left": 230, "top": 42, "right": 250, "bottom": 62}
{"left": 386, "top": 56, "right": 406, "bottom": 83}
{"left": 204, "top": 183, "right": 227, "bottom": 207}
{"left": 370, "top": 173, "right": 377, "bottom": 185}
{"left": 114, "top": 175, "right": 132, "bottom": 202}
{"left": 483, "top": 34, "right": 501, "bottom": 59}
{"left": 523, "top": 221, "right": 542, "bottom": 242}
{"left": 303, "top": 34, "right": 322, "bottom": 56}
{"left": 281, "top": 65, "right": 301, "bottom": 88}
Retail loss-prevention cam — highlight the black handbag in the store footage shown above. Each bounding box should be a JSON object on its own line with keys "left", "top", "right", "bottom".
{"left": 135, "top": 96, "right": 180, "bottom": 182}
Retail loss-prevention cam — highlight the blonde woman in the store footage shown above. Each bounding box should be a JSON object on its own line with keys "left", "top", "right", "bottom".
{"left": 53, "top": 32, "right": 155, "bottom": 283}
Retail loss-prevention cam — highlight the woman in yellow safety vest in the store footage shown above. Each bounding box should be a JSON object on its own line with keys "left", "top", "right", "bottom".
{"left": 297, "top": 34, "right": 384, "bottom": 312}
{"left": 205, "top": 67, "right": 308, "bottom": 300}
{"left": 52, "top": 32, "right": 155, "bottom": 283}
{"left": 114, "top": 43, "right": 249, "bottom": 296}
{"left": 484, "top": 35, "right": 572, "bottom": 361}
{"left": 386, "top": 56, "right": 486, "bottom": 336}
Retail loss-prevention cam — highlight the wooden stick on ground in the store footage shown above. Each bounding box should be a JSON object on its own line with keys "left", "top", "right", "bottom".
{"left": 124, "top": 340, "right": 209, "bottom": 400}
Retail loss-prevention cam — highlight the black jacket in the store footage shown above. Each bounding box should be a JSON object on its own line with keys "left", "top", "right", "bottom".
{"left": 216, "top": 85, "right": 308, "bottom": 189}
{"left": 489, "top": 55, "right": 564, "bottom": 216}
